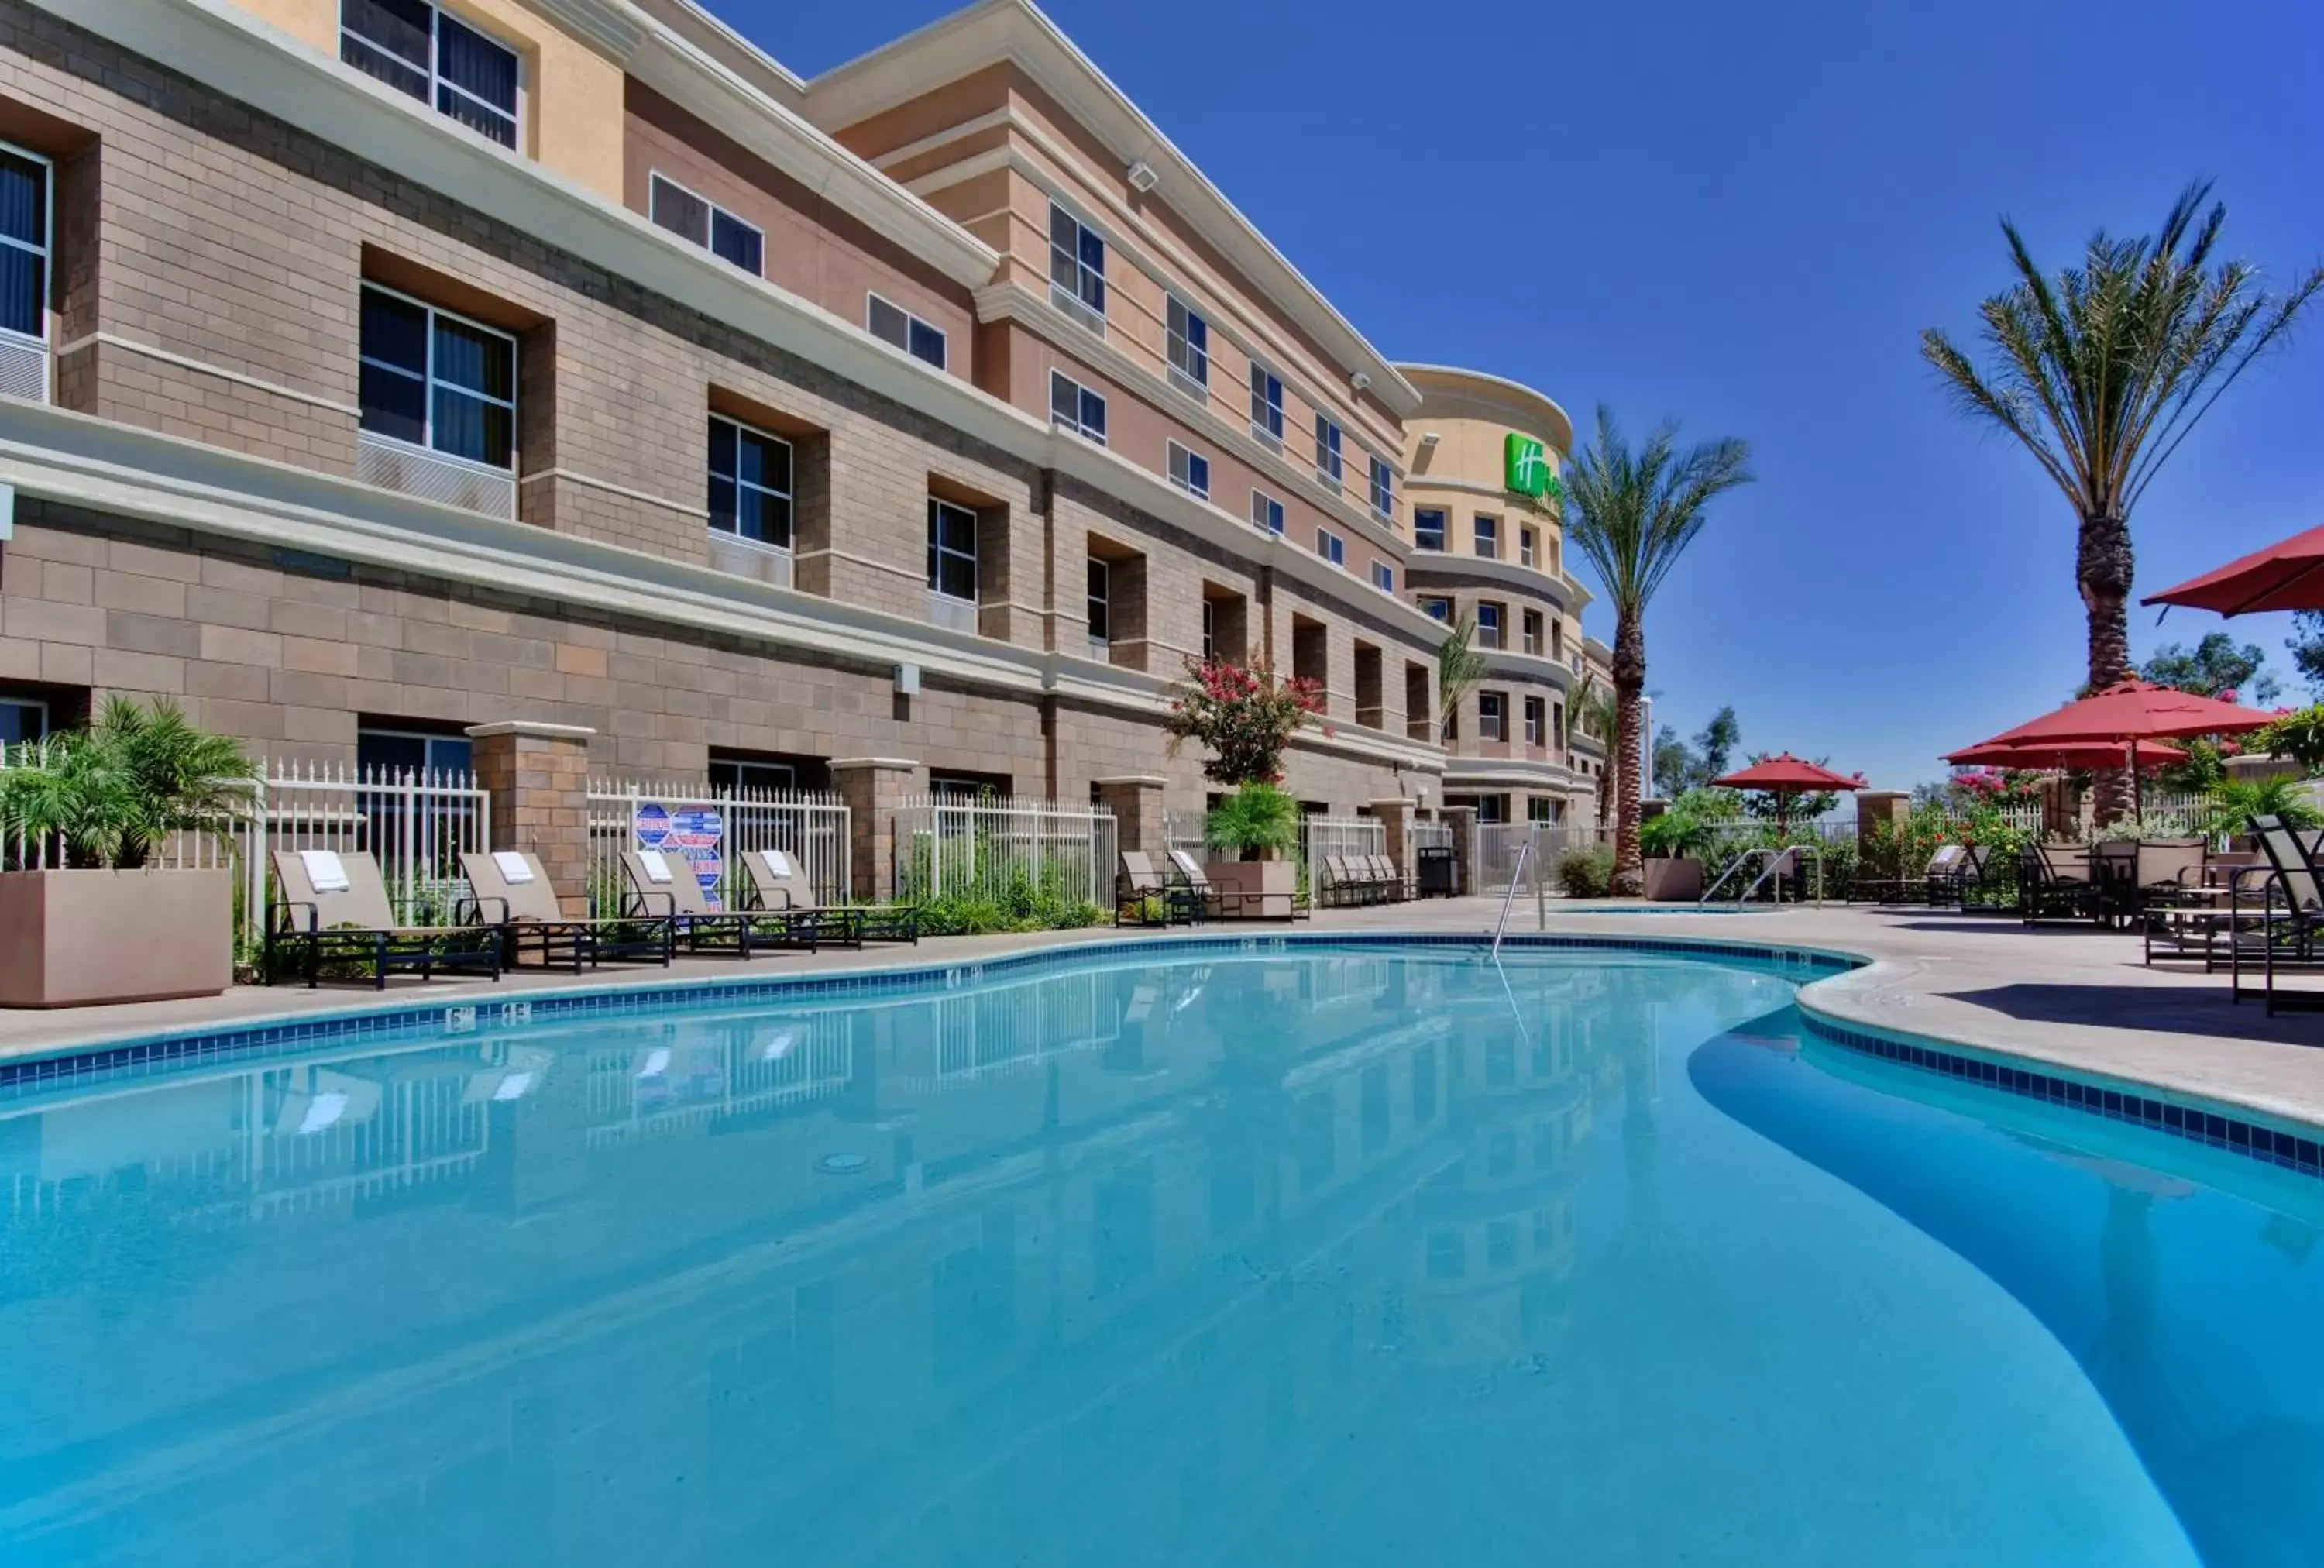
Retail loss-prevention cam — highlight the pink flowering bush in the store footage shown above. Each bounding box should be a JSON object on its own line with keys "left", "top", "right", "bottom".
{"left": 1163, "top": 655, "right": 1325, "bottom": 787}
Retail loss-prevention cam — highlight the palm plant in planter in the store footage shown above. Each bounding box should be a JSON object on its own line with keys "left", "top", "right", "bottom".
{"left": 0, "top": 699, "right": 255, "bottom": 1006}
{"left": 1164, "top": 657, "right": 1322, "bottom": 916}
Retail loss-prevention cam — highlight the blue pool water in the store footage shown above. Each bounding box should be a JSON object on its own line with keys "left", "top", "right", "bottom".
{"left": 0, "top": 944, "right": 2318, "bottom": 1565}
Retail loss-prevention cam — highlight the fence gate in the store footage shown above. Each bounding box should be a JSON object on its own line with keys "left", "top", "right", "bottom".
{"left": 588, "top": 781, "right": 851, "bottom": 917}
{"left": 892, "top": 796, "right": 1116, "bottom": 910}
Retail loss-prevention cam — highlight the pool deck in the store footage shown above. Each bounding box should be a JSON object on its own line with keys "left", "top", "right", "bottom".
{"left": 4, "top": 899, "right": 2322, "bottom": 1126}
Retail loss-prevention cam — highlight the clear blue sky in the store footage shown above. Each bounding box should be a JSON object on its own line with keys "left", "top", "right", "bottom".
{"left": 742, "top": 0, "right": 2324, "bottom": 792}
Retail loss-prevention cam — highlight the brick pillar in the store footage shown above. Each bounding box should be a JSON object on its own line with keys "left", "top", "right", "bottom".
{"left": 1094, "top": 775, "right": 1167, "bottom": 868}
{"left": 831, "top": 757, "right": 919, "bottom": 903}
{"left": 466, "top": 720, "right": 596, "bottom": 916}
{"left": 1855, "top": 790, "right": 1910, "bottom": 861}
{"left": 1444, "top": 805, "right": 1478, "bottom": 897}
{"left": 1370, "top": 797, "right": 1417, "bottom": 887}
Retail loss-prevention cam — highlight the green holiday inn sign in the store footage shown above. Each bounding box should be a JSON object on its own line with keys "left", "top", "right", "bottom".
{"left": 1504, "top": 432, "right": 1561, "bottom": 501}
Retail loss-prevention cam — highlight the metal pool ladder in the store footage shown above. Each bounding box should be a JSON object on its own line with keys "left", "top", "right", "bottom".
{"left": 1490, "top": 837, "right": 1534, "bottom": 959}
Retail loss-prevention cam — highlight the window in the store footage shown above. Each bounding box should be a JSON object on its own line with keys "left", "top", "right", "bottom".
{"left": 1520, "top": 526, "right": 1537, "bottom": 568}
{"left": 709, "top": 756, "right": 797, "bottom": 796}
{"left": 1371, "top": 561, "right": 1394, "bottom": 593}
{"left": 1413, "top": 508, "right": 1446, "bottom": 552}
{"left": 1524, "top": 696, "right": 1545, "bottom": 746}
{"left": 1049, "top": 204, "right": 1105, "bottom": 328}
{"left": 1249, "top": 364, "right": 1283, "bottom": 448}
{"left": 359, "top": 284, "right": 515, "bottom": 469}
{"left": 1479, "top": 693, "right": 1506, "bottom": 741}
{"left": 1521, "top": 610, "right": 1543, "bottom": 656}
{"left": 1529, "top": 796, "right": 1557, "bottom": 824}
{"left": 357, "top": 727, "right": 471, "bottom": 775}
{"left": 1315, "top": 414, "right": 1342, "bottom": 486}
{"left": 927, "top": 497, "right": 978, "bottom": 602}
{"left": 1315, "top": 528, "right": 1345, "bottom": 567}
{"left": 1087, "top": 558, "right": 1111, "bottom": 641}
{"left": 1476, "top": 603, "right": 1502, "bottom": 648}
{"left": 868, "top": 294, "right": 947, "bottom": 370}
{"left": 1167, "top": 439, "right": 1210, "bottom": 501}
{"left": 1419, "top": 595, "right": 1452, "bottom": 622}
{"left": 1369, "top": 455, "right": 1394, "bottom": 518}
{"left": 1049, "top": 370, "right": 1106, "bottom": 445}
{"left": 1166, "top": 297, "right": 1208, "bottom": 394}
{"left": 1250, "top": 489, "right": 1284, "bottom": 535}
{"left": 1474, "top": 515, "right": 1499, "bottom": 559}
{"left": 0, "top": 692, "right": 48, "bottom": 744}
{"left": 1202, "top": 599, "right": 1215, "bottom": 660}
{"left": 648, "top": 174, "right": 762, "bottom": 275}
{"left": 1552, "top": 619, "right": 1565, "bottom": 662}
{"left": 342, "top": 0, "right": 518, "bottom": 148}
{"left": 0, "top": 146, "right": 47, "bottom": 346}
{"left": 707, "top": 415, "right": 792, "bottom": 550}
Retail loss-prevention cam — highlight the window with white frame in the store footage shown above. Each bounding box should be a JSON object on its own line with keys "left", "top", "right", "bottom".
{"left": 1167, "top": 439, "right": 1210, "bottom": 501}
{"left": 1413, "top": 508, "right": 1446, "bottom": 552}
{"left": 0, "top": 691, "right": 48, "bottom": 744}
{"left": 1371, "top": 561, "right": 1394, "bottom": 593}
{"left": 708, "top": 414, "right": 792, "bottom": 550}
{"left": 1086, "top": 558, "right": 1111, "bottom": 641}
{"left": 1048, "top": 203, "right": 1105, "bottom": 329}
{"left": 927, "top": 497, "right": 978, "bottom": 603}
{"left": 1520, "top": 526, "right": 1537, "bottom": 568}
{"left": 1251, "top": 489, "right": 1284, "bottom": 535}
{"left": 1315, "top": 413, "right": 1342, "bottom": 485}
{"left": 1315, "top": 527, "right": 1345, "bottom": 567}
{"left": 342, "top": 0, "right": 519, "bottom": 148}
{"left": 649, "top": 174, "right": 761, "bottom": 275}
{"left": 0, "top": 146, "right": 47, "bottom": 351}
{"left": 1249, "top": 364, "right": 1284, "bottom": 448}
{"left": 1202, "top": 599, "right": 1215, "bottom": 660}
{"left": 359, "top": 284, "right": 515, "bottom": 469}
{"left": 1049, "top": 370, "right": 1106, "bottom": 445}
{"left": 1479, "top": 692, "right": 1507, "bottom": 742}
{"left": 1476, "top": 602, "right": 1503, "bottom": 648}
{"left": 1369, "top": 455, "right": 1394, "bottom": 518}
{"left": 1552, "top": 619, "right": 1565, "bottom": 661}
{"left": 1166, "top": 296, "right": 1208, "bottom": 394}
{"left": 1474, "top": 514, "right": 1499, "bottom": 559}
{"left": 868, "top": 293, "right": 947, "bottom": 370}
{"left": 1524, "top": 696, "right": 1545, "bottom": 747}
{"left": 1521, "top": 610, "right": 1543, "bottom": 656}
{"left": 1419, "top": 595, "right": 1452, "bottom": 622}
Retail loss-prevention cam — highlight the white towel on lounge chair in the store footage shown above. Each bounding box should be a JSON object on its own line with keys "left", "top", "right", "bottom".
{"left": 492, "top": 851, "right": 535, "bottom": 885}
{"left": 638, "top": 848, "right": 674, "bottom": 884}
{"left": 762, "top": 848, "right": 793, "bottom": 878}
{"left": 297, "top": 848, "right": 350, "bottom": 893}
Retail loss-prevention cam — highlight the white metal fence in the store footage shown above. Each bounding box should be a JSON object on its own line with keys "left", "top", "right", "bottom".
{"left": 588, "top": 779, "right": 850, "bottom": 916}
{"left": 893, "top": 796, "right": 1116, "bottom": 910}
{"left": 1165, "top": 806, "right": 1208, "bottom": 862}
{"left": 1300, "top": 815, "right": 1386, "bottom": 865}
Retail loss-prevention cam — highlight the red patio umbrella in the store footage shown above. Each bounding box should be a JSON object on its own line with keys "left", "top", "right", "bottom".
{"left": 1954, "top": 679, "right": 2278, "bottom": 821}
{"left": 2142, "top": 523, "right": 2324, "bottom": 617}
{"left": 1710, "top": 753, "right": 1866, "bottom": 832}
{"left": 1942, "top": 738, "right": 2188, "bottom": 770}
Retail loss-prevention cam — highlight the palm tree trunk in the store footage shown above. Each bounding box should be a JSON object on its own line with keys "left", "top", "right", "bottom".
{"left": 1611, "top": 616, "right": 1647, "bottom": 896}
{"left": 2080, "top": 508, "right": 2137, "bottom": 826}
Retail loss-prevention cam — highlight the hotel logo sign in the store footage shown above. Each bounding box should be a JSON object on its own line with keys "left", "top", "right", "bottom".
{"left": 1504, "top": 433, "right": 1559, "bottom": 500}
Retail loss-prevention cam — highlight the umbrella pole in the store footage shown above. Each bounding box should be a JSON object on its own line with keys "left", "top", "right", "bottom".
{"left": 2129, "top": 738, "right": 2141, "bottom": 827}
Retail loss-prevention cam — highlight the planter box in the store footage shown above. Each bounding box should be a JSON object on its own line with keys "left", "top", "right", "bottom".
{"left": 1205, "top": 858, "right": 1299, "bottom": 920}
{"left": 0, "top": 868, "right": 233, "bottom": 1008}
{"left": 1642, "top": 857, "right": 1703, "bottom": 903}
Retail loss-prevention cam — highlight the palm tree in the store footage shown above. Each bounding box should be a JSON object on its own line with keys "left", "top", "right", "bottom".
{"left": 1563, "top": 409, "right": 1753, "bottom": 894}
{"left": 1435, "top": 614, "right": 1488, "bottom": 744}
{"left": 1923, "top": 182, "right": 2324, "bottom": 822}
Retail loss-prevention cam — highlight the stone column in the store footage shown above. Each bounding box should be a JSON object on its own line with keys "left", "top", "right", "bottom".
{"left": 1855, "top": 790, "right": 1910, "bottom": 860}
{"left": 466, "top": 721, "right": 596, "bottom": 916}
{"left": 1369, "top": 797, "right": 1418, "bottom": 887}
{"left": 830, "top": 757, "right": 920, "bottom": 903}
{"left": 1093, "top": 775, "right": 1167, "bottom": 868}
{"left": 1444, "top": 804, "right": 1478, "bottom": 897}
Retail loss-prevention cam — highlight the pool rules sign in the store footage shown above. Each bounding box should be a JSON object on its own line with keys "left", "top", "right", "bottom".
{"left": 634, "top": 801, "right": 725, "bottom": 907}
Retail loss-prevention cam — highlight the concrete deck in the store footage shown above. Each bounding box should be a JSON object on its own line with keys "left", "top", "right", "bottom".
{"left": 4, "top": 899, "right": 2320, "bottom": 1127}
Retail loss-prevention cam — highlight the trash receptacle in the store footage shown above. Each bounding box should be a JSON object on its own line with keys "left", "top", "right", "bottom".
{"left": 1417, "top": 845, "right": 1457, "bottom": 899}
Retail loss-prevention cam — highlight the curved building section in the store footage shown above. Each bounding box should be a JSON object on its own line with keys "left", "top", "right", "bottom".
{"left": 1396, "top": 364, "right": 1598, "bottom": 825}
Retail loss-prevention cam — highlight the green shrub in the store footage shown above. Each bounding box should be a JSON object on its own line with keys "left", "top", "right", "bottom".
{"left": 1557, "top": 844, "right": 1616, "bottom": 898}
{"left": 911, "top": 871, "right": 1102, "bottom": 936}
{"left": 1205, "top": 782, "right": 1301, "bottom": 859}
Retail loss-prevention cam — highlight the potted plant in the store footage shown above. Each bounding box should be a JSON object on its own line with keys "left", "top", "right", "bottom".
{"left": 0, "top": 699, "right": 253, "bottom": 1006}
{"left": 1637, "top": 806, "right": 1707, "bottom": 901}
{"left": 1164, "top": 656, "right": 1323, "bottom": 919}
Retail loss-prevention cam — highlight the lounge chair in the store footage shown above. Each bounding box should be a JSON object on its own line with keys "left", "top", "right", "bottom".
{"left": 738, "top": 847, "right": 919, "bottom": 945}
{"left": 1368, "top": 853, "right": 1414, "bottom": 903}
{"left": 1318, "top": 854, "right": 1363, "bottom": 907}
{"left": 1168, "top": 849, "right": 1308, "bottom": 921}
{"left": 1116, "top": 851, "right": 1177, "bottom": 925}
{"left": 620, "top": 848, "right": 816, "bottom": 958}
{"left": 264, "top": 848, "right": 502, "bottom": 989}
{"left": 2232, "top": 814, "right": 2324, "bottom": 1014}
{"left": 460, "top": 850, "right": 673, "bottom": 971}
{"left": 2019, "top": 844, "right": 2098, "bottom": 924}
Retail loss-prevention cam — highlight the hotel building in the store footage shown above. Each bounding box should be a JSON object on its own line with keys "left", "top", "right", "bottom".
{"left": 0, "top": 0, "right": 1599, "bottom": 875}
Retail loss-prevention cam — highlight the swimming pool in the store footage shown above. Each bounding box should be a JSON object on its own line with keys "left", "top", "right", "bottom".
{"left": 0, "top": 939, "right": 2314, "bottom": 1565}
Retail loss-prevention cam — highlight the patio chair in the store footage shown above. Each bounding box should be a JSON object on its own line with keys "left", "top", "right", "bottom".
{"left": 1365, "top": 853, "right": 1413, "bottom": 903}
{"left": 2232, "top": 814, "right": 2324, "bottom": 1014}
{"left": 1116, "top": 851, "right": 1181, "bottom": 926}
{"left": 738, "top": 847, "right": 920, "bottom": 945}
{"left": 620, "top": 848, "right": 816, "bottom": 958}
{"left": 264, "top": 848, "right": 502, "bottom": 989}
{"left": 459, "top": 850, "right": 673, "bottom": 971}
{"left": 1319, "top": 854, "right": 1369, "bottom": 908}
{"left": 2019, "top": 844, "right": 2099, "bottom": 924}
